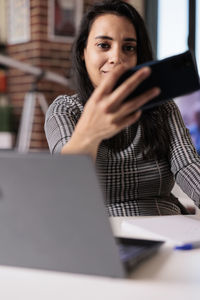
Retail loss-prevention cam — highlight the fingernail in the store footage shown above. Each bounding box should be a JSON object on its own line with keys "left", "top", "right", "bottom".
{"left": 154, "top": 87, "right": 161, "bottom": 95}
{"left": 142, "top": 67, "right": 151, "bottom": 75}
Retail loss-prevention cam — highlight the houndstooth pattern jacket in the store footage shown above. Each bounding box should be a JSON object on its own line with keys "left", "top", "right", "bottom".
{"left": 44, "top": 94, "right": 200, "bottom": 216}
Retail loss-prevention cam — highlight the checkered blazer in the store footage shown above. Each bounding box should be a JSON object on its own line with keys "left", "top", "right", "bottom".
{"left": 45, "top": 94, "right": 200, "bottom": 216}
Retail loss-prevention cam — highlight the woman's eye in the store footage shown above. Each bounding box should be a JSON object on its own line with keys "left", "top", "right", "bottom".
{"left": 97, "top": 43, "right": 110, "bottom": 49}
{"left": 123, "top": 45, "right": 137, "bottom": 53}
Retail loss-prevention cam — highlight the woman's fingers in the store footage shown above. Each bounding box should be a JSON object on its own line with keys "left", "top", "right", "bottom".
{"left": 111, "top": 87, "right": 161, "bottom": 123}
{"left": 94, "top": 64, "right": 130, "bottom": 98}
{"left": 114, "top": 66, "right": 151, "bottom": 103}
{"left": 82, "top": 64, "right": 160, "bottom": 143}
{"left": 117, "top": 110, "right": 142, "bottom": 129}
{"left": 105, "top": 66, "right": 151, "bottom": 111}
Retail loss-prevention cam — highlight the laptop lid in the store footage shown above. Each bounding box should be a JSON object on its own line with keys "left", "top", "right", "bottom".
{"left": 0, "top": 152, "right": 125, "bottom": 278}
{"left": 0, "top": 152, "right": 164, "bottom": 278}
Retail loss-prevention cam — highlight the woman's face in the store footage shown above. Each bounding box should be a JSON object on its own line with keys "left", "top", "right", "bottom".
{"left": 83, "top": 13, "right": 137, "bottom": 87}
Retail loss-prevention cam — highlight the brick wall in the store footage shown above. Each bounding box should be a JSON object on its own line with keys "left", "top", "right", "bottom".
{"left": 6, "top": 0, "right": 143, "bottom": 151}
{"left": 7, "top": 0, "right": 84, "bottom": 150}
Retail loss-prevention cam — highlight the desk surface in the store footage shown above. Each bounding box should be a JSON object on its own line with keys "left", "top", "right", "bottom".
{"left": 1, "top": 216, "right": 200, "bottom": 300}
{"left": 110, "top": 216, "right": 200, "bottom": 283}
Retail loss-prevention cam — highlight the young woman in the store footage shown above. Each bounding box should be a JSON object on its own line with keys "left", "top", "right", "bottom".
{"left": 45, "top": 0, "right": 200, "bottom": 216}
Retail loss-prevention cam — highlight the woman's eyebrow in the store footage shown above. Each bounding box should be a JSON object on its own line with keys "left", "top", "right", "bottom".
{"left": 95, "top": 35, "right": 137, "bottom": 42}
{"left": 95, "top": 35, "right": 113, "bottom": 40}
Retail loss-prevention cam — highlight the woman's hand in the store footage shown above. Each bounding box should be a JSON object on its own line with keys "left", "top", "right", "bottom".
{"left": 61, "top": 64, "right": 160, "bottom": 159}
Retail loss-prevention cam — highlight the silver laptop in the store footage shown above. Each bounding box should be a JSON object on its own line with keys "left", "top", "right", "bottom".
{"left": 0, "top": 152, "right": 163, "bottom": 278}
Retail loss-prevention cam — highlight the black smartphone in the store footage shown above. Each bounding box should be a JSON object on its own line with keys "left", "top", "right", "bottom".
{"left": 114, "top": 51, "right": 200, "bottom": 110}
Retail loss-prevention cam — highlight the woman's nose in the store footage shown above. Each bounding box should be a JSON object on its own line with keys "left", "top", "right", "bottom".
{"left": 108, "top": 48, "right": 124, "bottom": 65}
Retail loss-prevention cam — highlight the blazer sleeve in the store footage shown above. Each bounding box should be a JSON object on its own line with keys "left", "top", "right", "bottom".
{"left": 44, "top": 95, "right": 82, "bottom": 154}
{"left": 166, "top": 101, "right": 200, "bottom": 208}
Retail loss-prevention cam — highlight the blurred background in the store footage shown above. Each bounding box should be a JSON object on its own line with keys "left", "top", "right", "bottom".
{"left": 0, "top": 0, "right": 199, "bottom": 153}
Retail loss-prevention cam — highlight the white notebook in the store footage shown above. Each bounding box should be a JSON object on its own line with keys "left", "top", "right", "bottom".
{"left": 122, "top": 215, "right": 200, "bottom": 245}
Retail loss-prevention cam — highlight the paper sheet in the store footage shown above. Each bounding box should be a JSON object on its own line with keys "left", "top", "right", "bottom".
{"left": 121, "top": 215, "right": 200, "bottom": 245}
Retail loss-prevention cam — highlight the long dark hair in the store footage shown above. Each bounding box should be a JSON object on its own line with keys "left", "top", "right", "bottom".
{"left": 72, "top": 0, "right": 170, "bottom": 160}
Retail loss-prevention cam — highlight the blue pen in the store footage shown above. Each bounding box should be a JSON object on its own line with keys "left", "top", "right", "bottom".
{"left": 174, "top": 241, "right": 200, "bottom": 251}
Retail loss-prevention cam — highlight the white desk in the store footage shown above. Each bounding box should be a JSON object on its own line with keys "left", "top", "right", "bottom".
{"left": 1, "top": 216, "right": 200, "bottom": 300}
{"left": 110, "top": 216, "right": 200, "bottom": 283}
